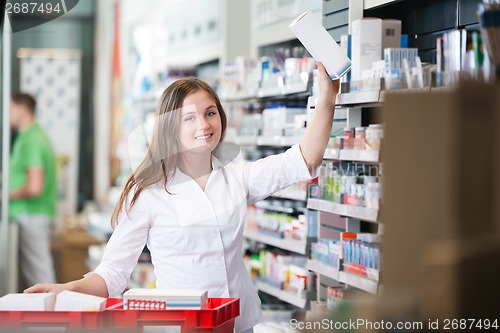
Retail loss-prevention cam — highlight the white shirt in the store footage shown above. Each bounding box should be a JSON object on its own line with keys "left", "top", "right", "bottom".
{"left": 91, "top": 144, "right": 314, "bottom": 332}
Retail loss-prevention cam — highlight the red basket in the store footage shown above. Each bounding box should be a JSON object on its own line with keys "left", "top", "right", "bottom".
{"left": 104, "top": 298, "right": 240, "bottom": 332}
{"left": 0, "top": 298, "right": 239, "bottom": 332}
{"left": 0, "top": 308, "right": 104, "bottom": 330}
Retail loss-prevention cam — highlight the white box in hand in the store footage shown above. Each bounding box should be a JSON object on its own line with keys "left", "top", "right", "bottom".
{"left": 289, "top": 11, "right": 351, "bottom": 80}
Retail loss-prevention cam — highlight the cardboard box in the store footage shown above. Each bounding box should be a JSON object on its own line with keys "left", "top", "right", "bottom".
{"left": 421, "top": 238, "right": 500, "bottom": 319}
{"left": 381, "top": 80, "right": 500, "bottom": 309}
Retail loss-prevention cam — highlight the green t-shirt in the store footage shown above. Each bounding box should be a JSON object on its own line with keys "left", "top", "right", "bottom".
{"left": 9, "top": 122, "right": 57, "bottom": 219}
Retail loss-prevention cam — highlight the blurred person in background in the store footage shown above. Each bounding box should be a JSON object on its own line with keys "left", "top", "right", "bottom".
{"left": 9, "top": 93, "right": 57, "bottom": 289}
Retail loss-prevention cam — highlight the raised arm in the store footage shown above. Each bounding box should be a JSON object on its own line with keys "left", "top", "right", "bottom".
{"left": 299, "top": 62, "right": 340, "bottom": 173}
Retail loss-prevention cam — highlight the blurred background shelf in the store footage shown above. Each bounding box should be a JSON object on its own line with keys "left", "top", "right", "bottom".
{"left": 256, "top": 280, "right": 308, "bottom": 309}
{"left": 243, "top": 228, "right": 308, "bottom": 255}
{"left": 338, "top": 271, "right": 379, "bottom": 295}
{"left": 306, "top": 259, "right": 339, "bottom": 280}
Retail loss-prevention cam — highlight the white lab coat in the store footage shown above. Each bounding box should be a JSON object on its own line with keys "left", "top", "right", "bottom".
{"left": 90, "top": 144, "right": 315, "bottom": 332}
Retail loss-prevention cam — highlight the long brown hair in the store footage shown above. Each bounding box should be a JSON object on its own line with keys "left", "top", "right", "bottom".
{"left": 111, "top": 78, "right": 227, "bottom": 227}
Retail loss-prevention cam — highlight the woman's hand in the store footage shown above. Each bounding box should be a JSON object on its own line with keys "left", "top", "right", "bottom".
{"left": 24, "top": 275, "right": 109, "bottom": 298}
{"left": 24, "top": 282, "right": 72, "bottom": 294}
{"left": 316, "top": 61, "right": 340, "bottom": 107}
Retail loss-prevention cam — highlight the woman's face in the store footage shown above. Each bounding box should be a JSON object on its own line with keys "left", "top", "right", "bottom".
{"left": 177, "top": 89, "right": 222, "bottom": 155}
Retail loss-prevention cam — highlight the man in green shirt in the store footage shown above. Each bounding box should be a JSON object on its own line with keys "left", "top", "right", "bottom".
{"left": 9, "top": 93, "right": 57, "bottom": 288}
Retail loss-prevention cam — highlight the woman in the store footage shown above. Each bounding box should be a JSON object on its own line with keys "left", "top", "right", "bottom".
{"left": 26, "top": 62, "right": 339, "bottom": 332}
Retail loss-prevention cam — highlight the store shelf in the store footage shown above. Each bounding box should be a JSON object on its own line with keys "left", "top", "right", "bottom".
{"left": 252, "top": 9, "right": 321, "bottom": 48}
{"left": 335, "top": 86, "right": 459, "bottom": 108}
{"left": 165, "top": 40, "right": 223, "bottom": 67}
{"left": 256, "top": 135, "right": 300, "bottom": 147}
{"left": 323, "top": 148, "right": 340, "bottom": 160}
{"left": 339, "top": 149, "right": 380, "bottom": 163}
{"left": 364, "top": 0, "right": 400, "bottom": 10}
{"left": 258, "top": 81, "right": 309, "bottom": 98}
{"left": 232, "top": 135, "right": 300, "bottom": 148}
{"left": 338, "top": 272, "right": 379, "bottom": 295}
{"left": 256, "top": 280, "right": 308, "bottom": 308}
{"left": 222, "top": 81, "right": 309, "bottom": 103}
{"left": 233, "top": 135, "right": 257, "bottom": 146}
{"left": 271, "top": 189, "right": 307, "bottom": 202}
{"left": 307, "top": 199, "right": 379, "bottom": 223}
{"left": 306, "top": 259, "right": 339, "bottom": 280}
{"left": 336, "top": 91, "right": 381, "bottom": 107}
{"left": 324, "top": 149, "right": 380, "bottom": 163}
{"left": 306, "top": 260, "right": 379, "bottom": 294}
{"left": 243, "top": 228, "right": 308, "bottom": 255}
{"left": 255, "top": 203, "right": 295, "bottom": 214}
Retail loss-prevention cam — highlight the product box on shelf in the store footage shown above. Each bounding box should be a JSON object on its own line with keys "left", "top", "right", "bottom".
{"left": 351, "top": 18, "right": 401, "bottom": 81}
{"left": 288, "top": 265, "right": 314, "bottom": 294}
{"left": 311, "top": 238, "right": 340, "bottom": 269}
{"left": 340, "top": 232, "right": 357, "bottom": 260}
{"left": 305, "top": 208, "right": 318, "bottom": 238}
{"left": 261, "top": 104, "right": 307, "bottom": 134}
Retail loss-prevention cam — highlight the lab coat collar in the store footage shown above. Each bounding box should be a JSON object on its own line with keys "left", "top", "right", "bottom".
{"left": 169, "top": 154, "right": 224, "bottom": 187}
{"left": 166, "top": 155, "right": 227, "bottom": 228}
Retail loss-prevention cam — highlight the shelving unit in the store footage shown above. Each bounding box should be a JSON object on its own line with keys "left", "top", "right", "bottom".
{"left": 303, "top": 0, "right": 389, "bottom": 309}
{"left": 323, "top": 148, "right": 380, "bottom": 163}
{"left": 307, "top": 199, "right": 379, "bottom": 223}
{"left": 363, "top": 0, "right": 400, "bottom": 10}
{"left": 222, "top": 78, "right": 311, "bottom": 103}
{"left": 306, "top": 259, "right": 339, "bottom": 280}
{"left": 339, "top": 149, "right": 380, "bottom": 163}
{"left": 338, "top": 272, "right": 379, "bottom": 294}
{"left": 336, "top": 90, "right": 382, "bottom": 107}
{"left": 307, "top": 259, "right": 379, "bottom": 294}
